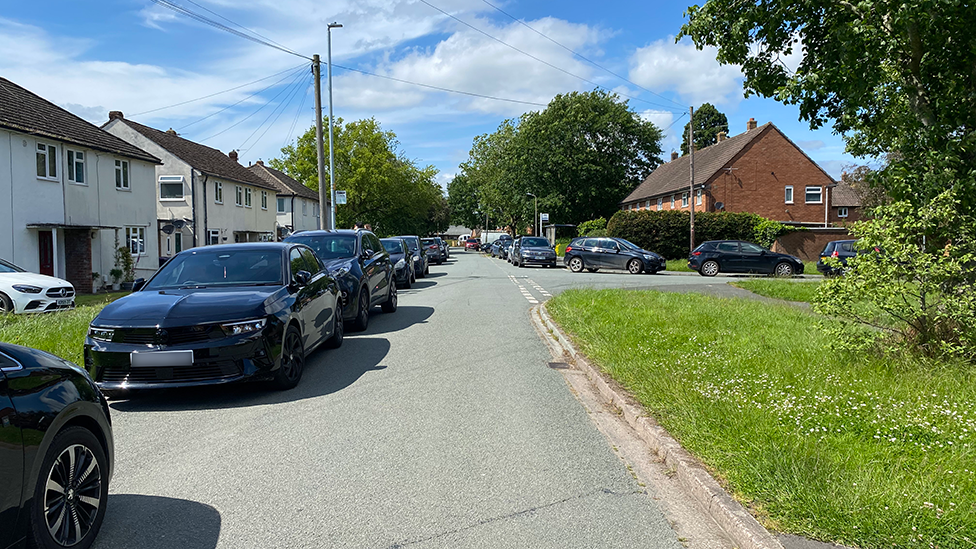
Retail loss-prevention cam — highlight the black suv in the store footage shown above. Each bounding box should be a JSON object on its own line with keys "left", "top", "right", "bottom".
{"left": 564, "top": 237, "right": 665, "bottom": 274}
{"left": 285, "top": 230, "right": 396, "bottom": 331}
{"left": 689, "top": 240, "right": 803, "bottom": 277}
{"left": 816, "top": 239, "right": 858, "bottom": 275}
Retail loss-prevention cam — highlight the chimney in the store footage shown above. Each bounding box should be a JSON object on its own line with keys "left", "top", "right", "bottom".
{"left": 165, "top": 128, "right": 177, "bottom": 136}
{"left": 747, "top": 117, "right": 758, "bottom": 131}
{"left": 255, "top": 160, "right": 264, "bottom": 166}
{"left": 108, "top": 111, "right": 124, "bottom": 121}
{"left": 229, "top": 150, "right": 239, "bottom": 163}
{"left": 717, "top": 131, "right": 727, "bottom": 142}
{"left": 671, "top": 151, "right": 679, "bottom": 161}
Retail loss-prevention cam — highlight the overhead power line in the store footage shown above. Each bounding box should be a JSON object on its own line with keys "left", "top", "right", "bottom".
{"left": 177, "top": 64, "right": 308, "bottom": 131}
{"left": 200, "top": 67, "right": 308, "bottom": 141}
{"left": 240, "top": 71, "right": 311, "bottom": 152}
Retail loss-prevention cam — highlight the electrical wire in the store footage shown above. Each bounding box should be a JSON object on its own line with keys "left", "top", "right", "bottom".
{"left": 283, "top": 80, "right": 313, "bottom": 148}
{"left": 180, "top": 0, "right": 296, "bottom": 54}
{"left": 199, "top": 67, "right": 308, "bottom": 141}
{"left": 663, "top": 112, "right": 688, "bottom": 132}
{"left": 240, "top": 71, "right": 311, "bottom": 152}
{"left": 177, "top": 64, "right": 308, "bottom": 131}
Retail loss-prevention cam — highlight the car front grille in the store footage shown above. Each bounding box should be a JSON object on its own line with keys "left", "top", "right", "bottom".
{"left": 45, "top": 287, "right": 75, "bottom": 298}
{"left": 99, "top": 360, "right": 243, "bottom": 383}
{"left": 115, "top": 326, "right": 220, "bottom": 345}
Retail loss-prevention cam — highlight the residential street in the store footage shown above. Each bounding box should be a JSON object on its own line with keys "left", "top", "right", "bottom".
{"left": 92, "top": 250, "right": 726, "bottom": 549}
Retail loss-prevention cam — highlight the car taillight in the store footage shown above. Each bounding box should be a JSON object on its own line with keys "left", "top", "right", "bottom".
{"left": 565, "top": 246, "right": 573, "bottom": 252}
{"left": 692, "top": 251, "right": 701, "bottom": 256}
{"left": 832, "top": 251, "right": 839, "bottom": 257}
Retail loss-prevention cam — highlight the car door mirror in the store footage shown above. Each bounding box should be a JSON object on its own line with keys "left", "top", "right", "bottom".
{"left": 362, "top": 249, "right": 373, "bottom": 259}
{"left": 293, "top": 270, "right": 311, "bottom": 287}
{"left": 132, "top": 278, "right": 146, "bottom": 292}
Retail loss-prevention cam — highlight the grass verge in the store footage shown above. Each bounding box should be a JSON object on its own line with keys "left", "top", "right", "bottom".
{"left": 547, "top": 289, "right": 975, "bottom": 549}
{"left": 731, "top": 279, "right": 821, "bottom": 303}
{"left": 666, "top": 259, "right": 693, "bottom": 272}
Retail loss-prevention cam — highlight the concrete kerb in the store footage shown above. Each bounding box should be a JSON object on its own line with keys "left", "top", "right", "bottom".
{"left": 531, "top": 304, "right": 785, "bottom": 549}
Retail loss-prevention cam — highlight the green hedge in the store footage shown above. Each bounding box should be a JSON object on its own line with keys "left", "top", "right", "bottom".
{"left": 607, "top": 210, "right": 803, "bottom": 259}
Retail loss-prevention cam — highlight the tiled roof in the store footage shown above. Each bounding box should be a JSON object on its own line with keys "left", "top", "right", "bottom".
{"left": 248, "top": 162, "right": 319, "bottom": 200}
{"left": 623, "top": 123, "right": 770, "bottom": 204}
{"left": 831, "top": 181, "right": 862, "bottom": 207}
{"left": 114, "top": 118, "right": 276, "bottom": 191}
{"left": 0, "top": 77, "right": 159, "bottom": 163}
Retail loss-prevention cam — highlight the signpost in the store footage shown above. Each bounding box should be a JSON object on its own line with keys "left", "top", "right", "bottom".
{"left": 335, "top": 190, "right": 347, "bottom": 205}
{"left": 540, "top": 213, "right": 549, "bottom": 223}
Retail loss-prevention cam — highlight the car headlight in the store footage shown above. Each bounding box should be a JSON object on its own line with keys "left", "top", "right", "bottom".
{"left": 221, "top": 318, "right": 267, "bottom": 336}
{"left": 396, "top": 258, "right": 406, "bottom": 269}
{"left": 88, "top": 326, "right": 115, "bottom": 341}
{"left": 12, "top": 284, "right": 42, "bottom": 294}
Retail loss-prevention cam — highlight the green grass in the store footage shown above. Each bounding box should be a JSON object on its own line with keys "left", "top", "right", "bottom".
{"left": 76, "top": 291, "right": 129, "bottom": 308}
{"left": 731, "top": 279, "right": 821, "bottom": 303}
{"left": 666, "top": 259, "right": 693, "bottom": 272}
{"left": 547, "top": 289, "right": 975, "bottom": 549}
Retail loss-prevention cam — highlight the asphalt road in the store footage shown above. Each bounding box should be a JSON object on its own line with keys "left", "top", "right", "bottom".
{"left": 94, "top": 250, "right": 732, "bottom": 549}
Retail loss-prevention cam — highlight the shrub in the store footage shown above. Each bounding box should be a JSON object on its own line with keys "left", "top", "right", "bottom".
{"left": 607, "top": 210, "right": 772, "bottom": 259}
{"left": 753, "top": 218, "right": 806, "bottom": 248}
{"left": 577, "top": 217, "right": 607, "bottom": 237}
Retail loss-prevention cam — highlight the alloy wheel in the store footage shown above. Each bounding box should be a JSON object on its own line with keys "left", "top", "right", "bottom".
{"left": 701, "top": 260, "right": 719, "bottom": 277}
{"left": 775, "top": 262, "right": 795, "bottom": 277}
{"left": 278, "top": 328, "right": 305, "bottom": 385}
{"left": 44, "top": 443, "right": 102, "bottom": 546}
{"left": 627, "top": 259, "right": 643, "bottom": 274}
{"left": 569, "top": 257, "right": 583, "bottom": 273}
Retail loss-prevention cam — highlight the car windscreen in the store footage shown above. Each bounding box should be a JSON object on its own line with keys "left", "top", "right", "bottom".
{"left": 288, "top": 234, "right": 358, "bottom": 259}
{"left": 616, "top": 239, "right": 642, "bottom": 251}
{"left": 381, "top": 240, "right": 404, "bottom": 254}
{"left": 401, "top": 237, "right": 419, "bottom": 251}
{"left": 0, "top": 259, "right": 25, "bottom": 273}
{"left": 421, "top": 239, "right": 436, "bottom": 246}
{"left": 466, "top": 239, "right": 479, "bottom": 243}
{"left": 145, "top": 249, "right": 283, "bottom": 290}
{"left": 521, "top": 237, "right": 549, "bottom": 247}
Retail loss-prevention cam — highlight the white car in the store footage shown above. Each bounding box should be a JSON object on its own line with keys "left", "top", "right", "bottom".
{"left": 0, "top": 258, "right": 76, "bottom": 314}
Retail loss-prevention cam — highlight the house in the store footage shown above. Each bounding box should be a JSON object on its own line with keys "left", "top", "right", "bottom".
{"left": 0, "top": 77, "right": 161, "bottom": 293}
{"left": 247, "top": 160, "right": 320, "bottom": 238}
{"left": 103, "top": 113, "right": 278, "bottom": 261}
{"left": 621, "top": 118, "right": 860, "bottom": 225}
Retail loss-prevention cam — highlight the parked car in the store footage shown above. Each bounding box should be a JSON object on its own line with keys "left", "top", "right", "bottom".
{"left": 435, "top": 237, "right": 449, "bottom": 260}
{"left": 1, "top": 342, "right": 115, "bottom": 549}
{"left": 85, "top": 243, "right": 343, "bottom": 396}
{"left": 399, "top": 236, "right": 429, "bottom": 278}
{"left": 421, "top": 238, "right": 443, "bottom": 265}
{"left": 287, "top": 230, "right": 397, "bottom": 331}
{"left": 0, "top": 258, "right": 76, "bottom": 314}
{"left": 381, "top": 237, "right": 415, "bottom": 289}
{"left": 479, "top": 241, "right": 492, "bottom": 252}
{"left": 465, "top": 238, "right": 481, "bottom": 250}
{"left": 816, "top": 239, "right": 858, "bottom": 276}
{"left": 688, "top": 240, "right": 803, "bottom": 277}
{"left": 511, "top": 237, "right": 558, "bottom": 268}
{"left": 563, "top": 237, "right": 666, "bottom": 274}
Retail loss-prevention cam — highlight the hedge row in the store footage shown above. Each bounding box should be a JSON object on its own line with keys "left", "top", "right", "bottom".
{"left": 606, "top": 210, "right": 797, "bottom": 259}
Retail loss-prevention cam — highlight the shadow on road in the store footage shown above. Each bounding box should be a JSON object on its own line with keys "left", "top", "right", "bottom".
{"left": 407, "top": 279, "right": 437, "bottom": 290}
{"left": 357, "top": 304, "right": 433, "bottom": 336}
{"left": 94, "top": 494, "right": 220, "bottom": 549}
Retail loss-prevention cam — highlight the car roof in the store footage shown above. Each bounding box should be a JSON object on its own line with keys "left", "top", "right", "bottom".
{"left": 290, "top": 229, "right": 364, "bottom": 237}
{"left": 182, "top": 242, "right": 291, "bottom": 252}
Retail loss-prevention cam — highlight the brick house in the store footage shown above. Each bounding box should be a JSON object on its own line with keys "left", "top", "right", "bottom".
{"left": 621, "top": 118, "right": 860, "bottom": 226}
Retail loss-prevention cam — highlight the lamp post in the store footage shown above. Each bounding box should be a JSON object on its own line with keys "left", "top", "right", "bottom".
{"left": 327, "top": 22, "right": 342, "bottom": 230}
{"left": 526, "top": 192, "right": 537, "bottom": 236}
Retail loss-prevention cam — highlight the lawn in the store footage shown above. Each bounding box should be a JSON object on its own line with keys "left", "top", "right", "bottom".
{"left": 666, "top": 259, "right": 693, "bottom": 272}
{"left": 547, "top": 289, "right": 975, "bottom": 549}
{"left": 731, "top": 279, "right": 821, "bottom": 303}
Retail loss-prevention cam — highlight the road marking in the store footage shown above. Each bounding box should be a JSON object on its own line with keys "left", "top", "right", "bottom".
{"left": 509, "top": 275, "right": 548, "bottom": 304}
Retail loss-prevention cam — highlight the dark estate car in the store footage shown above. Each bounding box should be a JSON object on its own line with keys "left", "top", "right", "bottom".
{"left": 816, "top": 239, "right": 858, "bottom": 276}
{"left": 689, "top": 240, "right": 804, "bottom": 277}
{"left": 381, "top": 237, "right": 415, "bottom": 289}
{"left": 286, "top": 230, "right": 397, "bottom": 331}
{"left": 1, "top": 342, "right": 114, "bottom": 549}
{"left": 510, "top": 237, "right": 557, "bottom": 268}
{"left": 85, "top": 243, "right": 343, "bottom": 395}
{"left": 564, "top": 237, "right": 666, "bottom": 274}
{"left": 398, "top": 236, "right": 429, "bottom": 278}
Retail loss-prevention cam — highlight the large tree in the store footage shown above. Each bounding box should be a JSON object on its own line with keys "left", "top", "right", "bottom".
{"left": 681, "top": 102, "right": 728, "bottom": 154}
{"left": 679, "top": 1, "right": 976, "bottom": 208}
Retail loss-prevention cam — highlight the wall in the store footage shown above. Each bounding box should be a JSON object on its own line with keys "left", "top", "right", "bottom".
{"left": 772, "top": 228, "right": 852, "bottom": 261}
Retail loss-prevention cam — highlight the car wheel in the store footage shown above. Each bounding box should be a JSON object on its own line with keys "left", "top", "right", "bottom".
{"left": 325, "top": 310, "right": 343, "bottom": 349}
{"left": 382, "top": 282, "right": 397, "bottom": 313}
{"left": 0, "top": 292, "right": 13, "bottom": 314}
{"left": 627, "top": 258, "right": 643, "bottom": 274}
{"left": 30, "top": 426, "right": 108, "bottom": 549}
{"left": 700, "top": 260, "right": 720, "bottom": 277}
{"left": 352, "top": 289, "right": 370, "bottom": 331}
{"left": 774, "top": 262, "right": 795, "bottom": 277}
{"left": 568, "top": 257, "right": 584, "bottom": 273}
{"left": 272, "top": 325, "right": 305, "bottom": 389}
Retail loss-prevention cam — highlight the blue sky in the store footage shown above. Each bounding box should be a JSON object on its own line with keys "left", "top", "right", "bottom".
{"left": 0, "top": 0, "right": 859, "bottom": 189}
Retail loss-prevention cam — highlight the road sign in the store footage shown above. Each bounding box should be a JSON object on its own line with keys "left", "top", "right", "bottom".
{"left": 540, "top": 213, "right": 549, "bottom": 223}
{"left": 335, "top": 190, "right": 347, "bottom": 205}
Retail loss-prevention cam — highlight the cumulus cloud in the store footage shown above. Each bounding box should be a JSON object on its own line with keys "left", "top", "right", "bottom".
{"left": 629, "top": 37, "right": 744, "bottom": 107}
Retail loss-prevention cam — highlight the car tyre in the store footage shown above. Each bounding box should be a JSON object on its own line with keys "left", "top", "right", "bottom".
{"left": 700, "top": 260, "right": 720, "bottom": 277}
{"left": 424, "top": 264, "right": 429, "bottom": 276}
{"left": 403, "top": 273, "right": 412, "bottom": 289}
{"left": 774, "top": 262, "right": 795, "bottom": 277}
{"left": 568, "top": 257, "right": 584, "bottom": 273}
{"left": 0, "top": 292, "right": 13, "bottom": 314}
{"left": 352, "top": 289, "right": 370, "bottom": 331}
{"left": 30, "top": 426, "right": 108, "bottom": 549}
{"left": 272, "top": 324, "right": 305, "bottom": 389}
{"left": 627, "top": 258, "right": 643, "bottom": 274}
{"left": 382, "top": 282, "right": 397, "bottom": 313}
{"left": 324, "top": 310, "right": 343, "bottom": 349}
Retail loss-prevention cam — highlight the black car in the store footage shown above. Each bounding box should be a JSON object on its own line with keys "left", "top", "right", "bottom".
{"left": 381, "top": 237, "right": 415, "bottom": 289}
{"left": 688, "top": 240, "right": 804, "bottom": 277}
{"left": 1, "top": 342, "right": 114, "bottom": 549}
{"left": 286, "top": 230, "right": 397, "bottom": 331}
{"left": 421, "top": 238, "right": 444, "bottom": 265}
{"left": 511, "top": 237, "right": 557, "bottom": 268}
{"left": 85, "top": 243, "right": 343, "bottom": 395}
{"left": 398, "top": 236, "right": 429, "bottom": 278}
{"left": 816, "top": 239, "right": 858, "bottom": 275}
{"left": 564, "top": 237, "right": 666, "bottom": 274}
{"left": 435, "top": 237, "right": 449, "bottom": 260}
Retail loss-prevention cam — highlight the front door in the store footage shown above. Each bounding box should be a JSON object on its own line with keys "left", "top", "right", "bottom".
{"left": 38, "top": 230, "right": 53, "bottom": 276}
{"left": 738, "top": 242, "right": 770, "bottom": 273}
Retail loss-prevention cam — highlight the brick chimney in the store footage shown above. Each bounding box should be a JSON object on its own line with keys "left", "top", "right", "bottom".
{"left": 165, "top": 128, "right": 177, "bottom": 135}
{"left": 671, "top": 151, "right": 679, "bottom": 161}
{"left": 229, "top": 150, "right": 239, "bottom": 163}
{"left": 717, "top": 131, "right": 727, "bottom": 142}
{"left": 747, "top": 118, "right": 758, "bottom": 131}
{"left": 108, "top": 111, "right": 124, "bottom": 120}
{"left": 255, "top": 160, "right": 264, "bottom": 166}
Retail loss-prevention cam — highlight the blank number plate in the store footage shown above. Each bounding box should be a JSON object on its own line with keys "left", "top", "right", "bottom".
{"left": 130, "top": 350, "right": 193, "bottom": 367}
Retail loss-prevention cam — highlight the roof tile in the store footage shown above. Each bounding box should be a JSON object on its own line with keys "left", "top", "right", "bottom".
{"left": 248, "top": 163, "right": 320, "bottom": 200}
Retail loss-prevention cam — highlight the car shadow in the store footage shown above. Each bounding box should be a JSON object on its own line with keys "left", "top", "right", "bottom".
{"left": 94, "top": 494, "right": 220, "bottom": 549}
{"left": 406, "top": 279, "right": 437, "bottom": 290}
{"left": 358, "top": 304, "right": 433, "bottom": 336}
{"left": 423, "top": 271, "right": 448, "bottom": 278}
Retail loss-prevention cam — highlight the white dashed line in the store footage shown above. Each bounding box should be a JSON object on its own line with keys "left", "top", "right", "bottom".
{"left": 509, "top": 275, "right": 548, "bottom": 304}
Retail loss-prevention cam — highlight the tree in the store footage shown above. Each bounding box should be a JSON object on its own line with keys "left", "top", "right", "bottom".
{"left": 681, "top": 103, "right": 728, "bottom": 154}
{"left": 679, "top": 1, "right": 976, "bottom": 209}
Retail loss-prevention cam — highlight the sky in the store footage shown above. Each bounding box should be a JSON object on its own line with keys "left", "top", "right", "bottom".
{"left": 0, "top": 0, "right": 861, "bottom": 190}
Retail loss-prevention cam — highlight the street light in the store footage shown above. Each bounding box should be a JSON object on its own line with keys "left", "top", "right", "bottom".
{"left": 327, "top": 22, "right": 342, "bottom": 230}
{"left": 526, "top": 192, "right": 537, "bottom": 236}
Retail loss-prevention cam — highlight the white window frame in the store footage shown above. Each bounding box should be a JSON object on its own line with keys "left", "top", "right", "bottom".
{"left": 805, "top": 186, "right": 823, "bottom": 204}
{"left": 657, "top": 197, "right": 663, "bottom": 211}
{"left": 67, "top": 149, "right": 85, "bottom": 185}
{"left": 671, "top": 195, "right": 676, "bottom": 209}
{"left": 261, "top": 191, "right": 268, "bottom": 210}
{"left": 785, "top": 185, "right": 794, "bottom": 204}
{"left": 115, "top": 159, "right": 130, "bottom": 190}
{"left": 235, "top": 185, "right": 243, "bottom": 207}
{"left": 838, "top": 207, "right": 849, "bottom": 218}
{"left": 696, "top": 189, "right": 702, "bottom": 206}
{"left": 277, "top": 197, "right": 286, "bottom": 213}
{"left": 125, "top": 226, "right": 146, "bottom": 256}
{"left": 645, "top": 200, "right": 651, "bottom": 209}
{"left": 36, "top": 142, "right": 58, "bottom": 180}
{"left": 302, "top": 200, "right": 307, "bottom": 216}
{"left": 208, "top": 229, "right": 220, "bottom": 245}
{"left": 245, "top": 187, "right": 253, "bottom": 208}
{"left": 682, "top": 192, "right": 689, "bottom": 207}
{"left": 215, "top": 181, "right": 223, "bottom": 204}
{"left": 158, "top": 175, "right": 185, "bottom": 201}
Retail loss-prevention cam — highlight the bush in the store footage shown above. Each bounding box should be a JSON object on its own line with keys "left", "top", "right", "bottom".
{"left": 754, "top": 218, "right": 806, "bottom": 248}
{"left": 607, "top": 210, "right": 774, "bottom": 259}
{"left": 577, "top": 217, "right": 607, "bottom": 237}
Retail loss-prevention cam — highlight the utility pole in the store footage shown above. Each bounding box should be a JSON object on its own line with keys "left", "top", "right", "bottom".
{"left": 689, "top": 106, "right": 696, "bottom": 254}
{"left": 327, "top": 22, "right": 342, "bottom": 230}
{"left": 526, "top": 192, "right": 537, "bottom": 236}
{"left": 313, "top": 55, "right": 328, "bottom": 230}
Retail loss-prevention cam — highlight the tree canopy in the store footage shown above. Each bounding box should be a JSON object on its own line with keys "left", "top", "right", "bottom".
{"left": 271, "top": 118, "right": 448, "bottom": 237}
{"left": 681, "top": 103, "right": 728, "bottom": 154}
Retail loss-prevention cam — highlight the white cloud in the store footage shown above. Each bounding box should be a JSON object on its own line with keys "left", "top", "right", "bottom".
{"left": 797, "top": 139, "right": 825, "bottom": 151}
{"left": 629, "top": 37, "right": 744, "bottom": 107}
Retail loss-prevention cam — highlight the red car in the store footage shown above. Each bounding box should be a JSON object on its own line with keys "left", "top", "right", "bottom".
{"left": 465, "top": 238, "right": 481, "bottom": 250}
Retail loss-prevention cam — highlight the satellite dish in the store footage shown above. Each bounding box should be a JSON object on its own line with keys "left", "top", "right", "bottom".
{"left": 714, "top": 202, "right": 725, "bottom": 210}
{"left": 161, "top": 224, "right": 175, "bottom": 235}
{"left": 172, "top": 219, "right": 186, "bottom": 229}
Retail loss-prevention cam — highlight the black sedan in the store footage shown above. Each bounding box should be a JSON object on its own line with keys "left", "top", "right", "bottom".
{"left": 511, "top": 237, "right": 557, "bottom": 268}
{"left": 398, "top": 236, "right": 429, "bottom": 279}
{"left": 381, "top": 237, "right": 414, "bottom": 289}
{"left": 1, "top": 342, "right": 114, "bottom": 549}
{"left": 286, "top": 229, "right": 396, "bottom": 331}
{"left": 564, "top": 237, "right": 666, "bottom": 274}
{"left": 84, "top": 243, "right": 342, "bottom": 395}
{"left": 688, "top": 240, "right": 804, "bottom": 277}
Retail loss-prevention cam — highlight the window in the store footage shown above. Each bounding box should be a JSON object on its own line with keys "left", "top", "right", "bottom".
{"left": 159, "top": 175, "right": 184, "bottom": 200}
{"left": 682, "top": 192, "right": 689, "bottom": 207}
{"left": 36, "top": 142, "right": 57, "bottom": 179}
{"left": 244, "top": 187, "right": 252, "bottom": 208}
{"left": 785, "top": 185, "right": 794, "bottom": 204}
{"left": 235, "top": 186, "right": 243, "bottom": 206}
{"left": 741, "top": 242, "right": 765, "bottom": 254}
{"left": 115, "top": 160, "right": 129, "bottom": 189}
{"left": 174, "top": 232, "right": 182, "bottom": 253}
{"left": 125, "top": 226, "right": 145, "bottom": 255}
{"left": 277, "top": 197, "right": 286, "bottom": 213}
{"left": 261, "top": 191, "right": 268, "bottom": 210}
{"left": 838, "top": 207, "right": 849, "bottom": 218}
{"left": 645, "top": 200, "right": 651, "bottom": 209}
{"left": 805, "top": 186, "right": 822, "bottom": 204}
{"left": 208, "top": 229, "right": 220, "bottom": 245}
{"left": 696, "top": 189, "right": 702, "bottom": 206}
{"left": 657, "top": 197, "right": 663, "bottom": 211}
{"left": 67, "top": 150, "right": 85, "bottom": 184}
{"left": 215, "top": 181, "right": 223, "bottom": 204}
{"left": 717, "top": 242, "right": 738, "bottom": 253}
{"left": 671, "top": 195, "right": 676, "bottom": 208}
{"left": 302, "top": 200, "right": 307, "bottom": 216}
